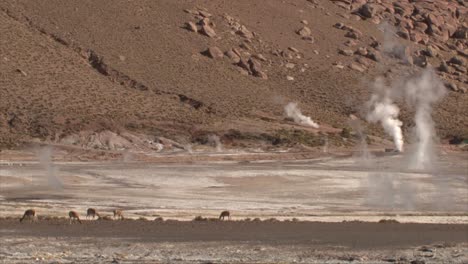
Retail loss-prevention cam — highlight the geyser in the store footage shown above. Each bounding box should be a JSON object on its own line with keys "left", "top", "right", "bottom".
{"left": 284, "top": 102, "right": 319, "bottom": 128}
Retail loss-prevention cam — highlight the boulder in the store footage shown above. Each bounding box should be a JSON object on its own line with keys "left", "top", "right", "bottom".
{"left": 250, "top": 60, "right": 268, "bottom": 79}
{"left": 349, "top": 63, "right": 366, "bottom": 72}
{"left": 225, "top": 49, "right": 241, "bottom": 63}
{"left": 359, "top": 4, "right": 379, "bottom": 18}
{"left": 185, "top": 22, "right": 198, "bottom": 32}
{"left": 237, "top": 25, "right": 254, "bottom": 39}
{"left": 445, "top": 82, "right": 458, "bottom": 92}
{"left": 449, "top": 56, "right": 466, "bottom": 66}
{"left": 204, "top": 47, "right": 224, "bottom": 59}
{"left": 201, "top": 25, "right": 216, "bottom": 38}
{"left": 356, "top": 47, "right": 368, "bottom": 56}
{"left": 453, "top": 27, "right": 467, "bottom": 39}
{"left": 345, "top": 29, "right": 362, "bottom": 39}
{"left": 297, "top": 26, "right": 312, "bottom": 37}
{"left": 339, "top": 49, "right": 354, "bottom": 56}
{"left": 367, "top": 50, "right": 382, "bottom": 62}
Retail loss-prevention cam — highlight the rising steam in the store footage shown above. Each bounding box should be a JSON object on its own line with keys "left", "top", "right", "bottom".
{"left": 207, "top": 135, "right": 223, "bottom": 152}
{"left": 404, "top": 69, "right": 446, "bottom": 170}
{"left": 366, "top": 78, "right": 404, "bottom": 152}
{"left": 284, "top": 102, "right": 319, "bottom": 128}
{"left": 37, "top": 147, "right": 63, "bottom": 190}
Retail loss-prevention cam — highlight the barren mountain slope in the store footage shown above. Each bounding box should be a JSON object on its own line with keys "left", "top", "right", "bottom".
{"left": 0, "top": 0, "right": 466, "bottom": 150}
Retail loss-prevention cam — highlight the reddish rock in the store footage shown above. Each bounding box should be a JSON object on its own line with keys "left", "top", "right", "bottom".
{"left": 237, "top": 25, "right": 254, "bottom": 39}
{"left": 248, "top": 58, "right": 267, "bottom": 79}
{"left": 186, "top": 22, "right": 198, "bottom": 32}
{"left": 367, "top": 50, "right": 382, "bottom": 62}
{"left": 198, "top": 10, "right": 212, "bottom": 18}
{"left": 410, "top": 32, "right": 423, "bottom": 43}
{"left": 414, "top": 22, "right": 428, "bottom": 32}
{"left": 201, "top": 25, "right": 216, "bottom": 38}
{"left": 358, "top": 4, "right": 380, "bottom": 18}
{"left": 225, "top": 49, "right": 241, "bottom": 63}
{"left": 345, "top": 31, "right": 361, "bottom": 39}
{"left": 356, "top": 47, "right": 368, "bottom": 56}
{"left": 204, "top": 47, "right": 224, "bottom": 59}
{"left": 339, "top": 49, "right": 354, "bottom": 56}
{"left": 297, "top": 26, "right": 312, "bottom": 37}
{"left": 349, "top": 63, "right": 366, "bottom": 72}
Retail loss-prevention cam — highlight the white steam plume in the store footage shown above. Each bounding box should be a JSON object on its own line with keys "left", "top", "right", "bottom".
{"left": 366, "top": 78, "right": 404, "bottom": 152}
{"left": 284, "top": 102, "right": 319, "bottom": 128}
{"left": 404, "top": 69, "right": 446, "bottom": 170}
{"left": 37, "top": 147, "right": 63, "bottom": 190}
{"left": 207, "top": 135, "right": 223, "bottom": 152}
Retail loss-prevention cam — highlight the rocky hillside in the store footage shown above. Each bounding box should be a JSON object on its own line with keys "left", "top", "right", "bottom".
{"left": 0, "top": 0, "right": 466, "bottom": 151}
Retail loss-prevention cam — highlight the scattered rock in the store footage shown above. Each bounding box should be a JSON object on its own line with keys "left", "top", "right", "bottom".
{"left": 204, "top": 47, "right": 224, "bottom": 59}
{"left": 288, "top": 47, "right": 299, "bottom": 53}
{"left": 198, "top": 10, "right": 212, "bottom": 18}
{"left": 15, "top": 68, "right": 27, "bottom": 76}
{"left": 286, "top": 76, "right": 295, "bottom": 81}
{"left": 424, "top": 45, "right": 438, "bottom": 57}
{"left": 367, "top": 50, "right": 382, "bottom": 62}
{"left": 201, "top": 25, "right": 216, "bottom": 38}
{"left": 285, "top": 63, "right": 296, "bottom": 69}
{"left": 439, "top": 61, "right": 451, "bottom": 73}
{"left": 297, "top": 26, "right": 312, "bottom": 37}
{"left": 237, "top": 25, "right": 254, "bottom": 39}
{"left": 184, "top": 9, "right": 199, "bottom": 15}
{"left": 237, "top": 58, "right": 251, "bottom": 72}
{"left": 356, "top": 47, "right": 368, "bottom": 56}
{"left": 301, "top": 36, "right": 315, "bottom": 43}
{"left": 252, "top": 54, "right": 267, "bottom": 62}
{"left": 344, "top": 40, "right": 357, "bottom": 47}
{"left": 185, "top": 21, "right": 198, "bottom": 32}
{"left": 301, "top": 20, "right": 309, "bottom": 25}
{"left": 334, "top": 22, "right": 345, "bottom": 29}
{"left": 225, "top": 49, "right": 241, "bottom": 63}
{"left": 339, "top": 49, "right": 354, "bottom": 56}
{"left": 345, "top": 31, "right": 361, "bottom": 39}
{"left": 445, "top": 82, "right": 458, "bottom": 92}
{"left": 449, "top": 56, "right": 466, "bottom": 66}
{"left": 453, "top": 27, "right": 467, "bottom": 39}
{"left": 349, "top": 63, "right": 365, "bottom": 72}
{"left": 358, "top": 4, "right": 380, "bottom": 18}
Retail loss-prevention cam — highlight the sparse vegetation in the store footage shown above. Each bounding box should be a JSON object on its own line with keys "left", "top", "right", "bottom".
{"left": 378, "top": 219, "right": 400, "bottom": 224}
{"left": 193, "top": 216, "right": 207, "bottom": 221}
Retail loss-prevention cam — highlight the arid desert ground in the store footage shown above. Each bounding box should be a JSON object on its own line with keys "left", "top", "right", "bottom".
{"left": 1, "top": 0, "right": 468, "bottom": 263}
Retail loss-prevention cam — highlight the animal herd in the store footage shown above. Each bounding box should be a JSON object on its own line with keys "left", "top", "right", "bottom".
{"left": 18, "top": 209, "right": 231, "bottom": 223}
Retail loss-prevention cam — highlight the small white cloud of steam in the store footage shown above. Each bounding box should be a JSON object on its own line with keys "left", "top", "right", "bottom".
{"left": 36, "top": 147, "right": 63, "bottom": 190}
{"left": 404, "top": 69, "right": 446, "bottom": 170}
{"left": 366, "top": 78, "right": 404, "bottom": 152}
{"left": 284, "top": 102, "right": 319, "bottom": 128}
{"left": 207, "top": 135, "right": 223, "bottom": 152}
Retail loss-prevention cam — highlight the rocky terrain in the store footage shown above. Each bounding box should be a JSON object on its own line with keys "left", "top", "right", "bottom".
{"left": 0, "top": 0, "right": 467, "bottom": 153}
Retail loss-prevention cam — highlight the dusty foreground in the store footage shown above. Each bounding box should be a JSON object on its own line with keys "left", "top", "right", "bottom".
{"left": 1, "top": 219, "right": 467, "bottom": 264}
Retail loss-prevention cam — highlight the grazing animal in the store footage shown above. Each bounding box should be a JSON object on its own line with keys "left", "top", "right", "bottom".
{"left": 86, "top": 208, "right": 100, "bottom": 219}
{"left": 19, "top": 209, "right": 36, "bottom": 223}
{"left": 113, "top": 209, "right": 124, "bottom": 220}
{"left": 219, "top": 210, "right": 230, "bottom": 220}
{"left": 69, "top": 211, "right": 82, "bottom": 224}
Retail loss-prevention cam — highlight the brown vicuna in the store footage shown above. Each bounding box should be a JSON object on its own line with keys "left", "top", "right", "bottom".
{"left": 219, "top": 210, "right": 230, "bottom": 220}
{"left": 19, "top": 209, "right": 36, "bottom": 223}
{"left": 69, "top": 211, "right": 82, "bottom": 224}
{"left": 113, "top": 209, "right": 124, "bottom": 220}
{"left": 86, "top": 208, "right": 100, "bottom": 219}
